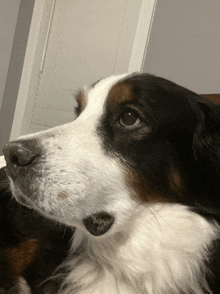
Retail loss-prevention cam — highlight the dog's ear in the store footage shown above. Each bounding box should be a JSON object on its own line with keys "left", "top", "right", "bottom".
{"left": 192, "top": 96, "right": 220, "bottom": 174}
{"left": 186, "top": 96, "right": 220, "bottom": 212}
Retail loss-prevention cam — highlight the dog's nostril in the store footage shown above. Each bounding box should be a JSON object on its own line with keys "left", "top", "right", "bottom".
{"left": 3, "top": 140, "right": 41, "bottom": 178}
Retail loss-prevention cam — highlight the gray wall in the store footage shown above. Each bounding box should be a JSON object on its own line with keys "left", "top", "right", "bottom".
{"left": 0, "top": 0, "right": 20, "bottom": 109}
{"left": 143, "top": 0, "right": 220, "bottom": 94}
{"left": 0, "top": 0, "right": 35, "bottom": 155}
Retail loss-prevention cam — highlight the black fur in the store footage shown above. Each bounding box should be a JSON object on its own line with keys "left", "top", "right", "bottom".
{"left": 0, "top": 167, "right": 73, "bottom": 293}
{"left": 98, "top": 74, "right": 220, "bottom": 210}
{"left": 98, "top": 73, "right": 220, "bottom": 292}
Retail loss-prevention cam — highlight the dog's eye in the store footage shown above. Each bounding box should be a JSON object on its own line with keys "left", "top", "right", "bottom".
{"left": 119, "top": 111, "right": 141, "bottom": 128}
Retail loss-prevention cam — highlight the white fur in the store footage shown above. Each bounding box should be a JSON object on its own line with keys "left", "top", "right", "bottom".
{"left": 58, "top": 204, "right": 219, "bottom": 294}
{"left": 17, "top": 277, "right": 31, "bottom": 294}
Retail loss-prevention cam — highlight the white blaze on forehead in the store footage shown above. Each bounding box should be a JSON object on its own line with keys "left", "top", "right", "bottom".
{"left": 78, "top": 73, "right": 130, "bottom": 122}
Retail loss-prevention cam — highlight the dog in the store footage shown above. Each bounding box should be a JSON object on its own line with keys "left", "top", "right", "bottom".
{"left": 2, "top": 72, "right": 220, "bottom": 293}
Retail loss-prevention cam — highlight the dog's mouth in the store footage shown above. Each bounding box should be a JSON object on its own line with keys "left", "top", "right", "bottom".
{"left": 83, "top": 212, "right": 115, "bottom": 236}
{"left": 3, "top": 144, "right": 116, "bottom": 236}
{"left": 10, "top": 176, "right": 115, "bottom": 235}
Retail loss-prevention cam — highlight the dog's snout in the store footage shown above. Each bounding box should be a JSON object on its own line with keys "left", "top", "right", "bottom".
{"left": 3, "top": 140, "right": 41, "bottom": 178}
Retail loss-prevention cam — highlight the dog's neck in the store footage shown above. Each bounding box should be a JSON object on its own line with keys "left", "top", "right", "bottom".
{"left": 59, "top": 204, "right": 218, "bottom": 294}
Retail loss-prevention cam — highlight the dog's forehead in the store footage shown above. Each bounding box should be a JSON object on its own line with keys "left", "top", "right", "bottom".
{"left": 75, "top": 73, "right": 131, "bottom": 122}
{"left": 85, "top": 73, "right": 130, "bottom": 107}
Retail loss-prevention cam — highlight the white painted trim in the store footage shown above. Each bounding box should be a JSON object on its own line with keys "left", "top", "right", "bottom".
{"left": 40, "top": 0, "right": 56, "bottom": 73}
{"left": 9, "top": 0, "right": 46, "bottom": 141}
{"left": 128, "top": 0, "right": 158, "bottom": 73}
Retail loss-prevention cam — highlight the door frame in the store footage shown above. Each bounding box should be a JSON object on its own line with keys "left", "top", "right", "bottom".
{"left": 9, "top": 0, "right": 55, "bottom": 141}
{"left": 128, "top": 0, "right": 157, "bottom": 73}
{"left": 10, "top": 0, "right": 157, "bottom": 141}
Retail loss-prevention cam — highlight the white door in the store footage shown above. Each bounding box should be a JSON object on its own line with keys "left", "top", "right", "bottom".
{"left": 10, "top": 0, "right": 157, "bottom": 140}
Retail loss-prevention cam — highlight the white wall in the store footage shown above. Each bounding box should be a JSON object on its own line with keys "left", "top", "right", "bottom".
{"left": 21, "top": 0, "right": 142, "bottom": 135}
{"left": 143, "top": 0, "right": 220, "bottom": 94}
{"left": 0, "top": 0, "right": 20, "bottom": 110}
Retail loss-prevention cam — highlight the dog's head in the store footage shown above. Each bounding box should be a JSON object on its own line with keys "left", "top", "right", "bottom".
{"left": 3, "top": 73, "right": 220, "bottom": 237}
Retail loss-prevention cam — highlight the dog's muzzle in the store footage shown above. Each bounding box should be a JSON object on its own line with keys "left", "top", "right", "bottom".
{"left": 83, "top": 212, "right": 115, "bottom": 236}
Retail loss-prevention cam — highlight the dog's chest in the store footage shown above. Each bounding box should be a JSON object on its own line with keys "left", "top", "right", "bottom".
{"left": 59, "top": 204, "right": 219, "bottom": 294}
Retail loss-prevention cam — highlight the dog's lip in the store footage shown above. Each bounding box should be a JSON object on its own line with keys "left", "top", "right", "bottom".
{"left": 16, "top": 194, "right": 33, "bottom": 207}
{"left": 83, "top": 212, "right": 115, "bottom": 236}
{"left": 10, "top": 190, "right": 37, "bottom": 212}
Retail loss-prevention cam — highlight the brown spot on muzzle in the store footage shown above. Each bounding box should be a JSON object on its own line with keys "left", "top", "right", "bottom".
{"left": 57, "top": 191, "right": 69, "bottom": 200}
{"left": 107, "top": 82, "right": 134, "bottom": 106}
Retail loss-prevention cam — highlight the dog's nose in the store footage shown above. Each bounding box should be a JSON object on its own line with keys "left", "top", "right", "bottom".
{"left": 3, "top": 140, "right": 41, "bottom": 178}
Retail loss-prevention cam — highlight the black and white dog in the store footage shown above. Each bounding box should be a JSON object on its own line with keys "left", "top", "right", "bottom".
{"left": 2, "top": 73, "right": 220, "bottom": 293}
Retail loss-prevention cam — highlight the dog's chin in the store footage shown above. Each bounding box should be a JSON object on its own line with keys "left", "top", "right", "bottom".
{"left": 15, "top": 193, "right": 34, "bottom": 208}
{"left": 9, "top": 183, "right": 55, "bottom": 222}
{"left": 13, "top": 190, "right": 48, "bottom": 218}
{"left": 7, "top": 178, "right": 34, "bottom": 209}
{"left": 9, "top": 177, "right": 115, "bottom": 237}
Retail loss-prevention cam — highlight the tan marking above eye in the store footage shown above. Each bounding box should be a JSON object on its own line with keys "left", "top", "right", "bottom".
{"left": 75, "top": 88, "right": 87, "bottom": 111}
{"left": 107, "top": 82, "right": 134, "bottom": 106}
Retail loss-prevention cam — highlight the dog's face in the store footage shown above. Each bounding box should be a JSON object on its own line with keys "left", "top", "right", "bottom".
{"left": 3, "top": 73, "right": 220, "bottom": 237}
